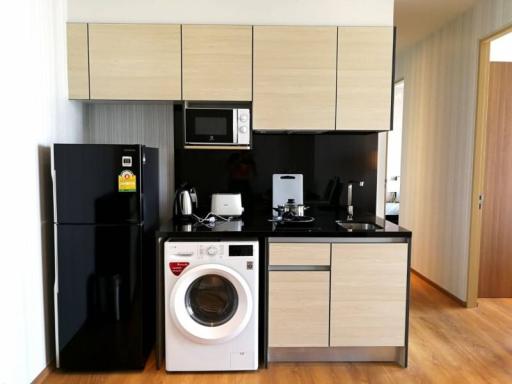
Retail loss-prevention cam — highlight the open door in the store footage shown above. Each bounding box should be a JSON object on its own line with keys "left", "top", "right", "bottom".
{"left": 468, "top": 28, "right": 512, "bottom": 304}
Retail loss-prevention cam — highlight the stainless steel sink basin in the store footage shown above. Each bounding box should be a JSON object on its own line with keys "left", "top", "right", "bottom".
{"left": 336, "top": 221, "right": 382, "bottom": 231}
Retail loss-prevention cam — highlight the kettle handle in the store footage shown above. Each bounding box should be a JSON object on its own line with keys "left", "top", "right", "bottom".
{"left": 179, "top": 191, "right": 184, "bottom": 210}
{"left": 189, "top": 188, "right": 198, "bottom": 207}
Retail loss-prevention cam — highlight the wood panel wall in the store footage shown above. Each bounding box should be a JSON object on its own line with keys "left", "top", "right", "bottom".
{"left": 84, "top": 103, "right": 175, "bottom": 222}
{"left": 396, "top": 0, "right": 512, "bottom": 301}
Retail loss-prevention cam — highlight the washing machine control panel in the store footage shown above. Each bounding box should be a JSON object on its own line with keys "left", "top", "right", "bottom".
{"left": 206, "top": 245, "right": 218, "bottom": 256}
{"left": 167, "top": 241, "right": 256, "bottom": 260}
{"left": 199, "top": 244, "right": 225, "bottom": 257}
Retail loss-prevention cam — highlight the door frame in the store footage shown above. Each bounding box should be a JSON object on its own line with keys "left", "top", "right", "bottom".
{"left": 466, "top": 25, "right": 512, "bottom": 307}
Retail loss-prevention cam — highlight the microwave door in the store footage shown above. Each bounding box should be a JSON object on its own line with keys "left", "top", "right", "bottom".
{"left": 185, "top": 109, "right": 235, "bottom": 145}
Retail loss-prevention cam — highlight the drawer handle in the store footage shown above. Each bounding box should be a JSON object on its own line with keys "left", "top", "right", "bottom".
{"left": 269, "top": 265, "right": 330, "bottom": 272}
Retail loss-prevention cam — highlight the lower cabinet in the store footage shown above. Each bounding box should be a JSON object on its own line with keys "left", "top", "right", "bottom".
{"left": 268, "top": 241, "right": 409, "bottom": 353}
{"left": 269, "top": 271, "right": 330, "bottom": 347}
{"left": 330, "top": 243, "right": 408, "bottom": 347}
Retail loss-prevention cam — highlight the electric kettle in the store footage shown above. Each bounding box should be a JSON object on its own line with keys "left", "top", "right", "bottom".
{"left": 173, "top": 184, "right": 198, "bottom": 221}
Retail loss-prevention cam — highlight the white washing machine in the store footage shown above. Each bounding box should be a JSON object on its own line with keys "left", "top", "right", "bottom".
{"left": 164, "top": 239, "right": 259, "bottom": 371}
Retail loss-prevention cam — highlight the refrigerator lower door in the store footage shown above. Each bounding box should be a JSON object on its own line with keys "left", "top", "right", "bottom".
{"left": 55, "top": 224, "right": 148, "bottom": 370}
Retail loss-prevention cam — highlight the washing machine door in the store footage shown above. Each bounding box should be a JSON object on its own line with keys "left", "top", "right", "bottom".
{"left": 170, "top": 264, "right": 253, "bottom": 344}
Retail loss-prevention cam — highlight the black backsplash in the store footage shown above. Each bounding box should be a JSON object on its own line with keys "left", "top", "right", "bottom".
{"left": 174, "top": 108, "right": 379, "bottom": 217}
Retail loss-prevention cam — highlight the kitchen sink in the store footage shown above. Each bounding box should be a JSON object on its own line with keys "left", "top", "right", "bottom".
{"left": 336, "top": 221, "right": 382, "bottom": 231}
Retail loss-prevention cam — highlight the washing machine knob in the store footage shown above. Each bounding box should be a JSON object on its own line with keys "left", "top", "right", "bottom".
{"left": 207, "top": 246, "right": 218, "bottom": 256}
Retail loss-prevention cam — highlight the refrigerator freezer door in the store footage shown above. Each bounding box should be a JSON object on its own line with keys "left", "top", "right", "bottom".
{"left": 53, "top": 144, "right": 142, "bottom": 224}
{"left": 55, "top": 223, "right": 149, "bottom": 370}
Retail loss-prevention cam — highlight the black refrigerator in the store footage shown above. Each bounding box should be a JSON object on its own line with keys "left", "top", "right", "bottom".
{"left": 52, "top": 144, "right": 159, "bottom": 370}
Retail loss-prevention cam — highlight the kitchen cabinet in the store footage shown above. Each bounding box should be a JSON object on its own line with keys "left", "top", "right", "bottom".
{"left": 269, "top": 271, "right": 330, "bottom": 347}
{"left": 330, "top": 243, "right": 408, "bottom": 346}
{"left": 253, "top": 26, "right": 337, "bottom": 131}
{"left": 182, "top": 25, "right": 252, "bottom": 101}
{"left": 269, "top": 243, "right": 330, "bottom": 266}
{"left": 88, "top": 24, "right": 181, "bottom": 100}
{"left": 66, "top": 23, "right": 89, "bottom": 100}
{"left": 337, "top": 27, "right": 394, "bottom": 131}
{"left": 268, "top": 243, "right": 330, "bottom": 347}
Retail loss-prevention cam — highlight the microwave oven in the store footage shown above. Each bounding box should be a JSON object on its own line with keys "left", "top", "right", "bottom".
{"left": 184, "top": 105, "right": 251, "bottom": 149}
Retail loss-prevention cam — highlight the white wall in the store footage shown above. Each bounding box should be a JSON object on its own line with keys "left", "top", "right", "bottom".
{"left": 397, "top": 0, "right": 512, "bottom": 300}
{"left": 67, "top": 0, "right": 394, "bottom": 26}
{"left": 0, "top": 0, "right": 84, "bottom": 383}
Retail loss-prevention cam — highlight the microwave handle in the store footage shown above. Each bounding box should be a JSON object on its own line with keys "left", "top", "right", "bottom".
{"left": 233, "top": 109, "right": 238, "bottom": 144}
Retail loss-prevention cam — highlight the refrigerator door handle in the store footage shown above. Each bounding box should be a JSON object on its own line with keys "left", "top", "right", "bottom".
{"left": 53, "top": 223, "right": 60, "bottom": 368}
{"left": 51, "top": 147, "right": 58, "bottom": 223}
{"left": 51, "top": 146, "right": 60, "bottom": 368}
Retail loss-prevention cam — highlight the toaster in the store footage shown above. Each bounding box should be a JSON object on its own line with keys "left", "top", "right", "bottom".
{"left": 211, "top": 193, "right": 244, "bottom": 217}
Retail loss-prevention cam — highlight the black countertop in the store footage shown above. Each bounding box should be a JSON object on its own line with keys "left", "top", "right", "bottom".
{"left": 157, "top": 208, "right": 411, "bottom": 238}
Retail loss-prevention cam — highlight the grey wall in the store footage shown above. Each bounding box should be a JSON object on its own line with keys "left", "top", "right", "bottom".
{"left": 396, "top": 0, "right": 512, "bottom": 300}
{"left": 85, "top": 103, "right": 175, "bottom": 222}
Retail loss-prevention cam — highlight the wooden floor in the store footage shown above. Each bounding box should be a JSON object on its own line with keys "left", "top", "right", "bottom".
{"left": 42, "top": 274, "right": 512, "bottom": 384}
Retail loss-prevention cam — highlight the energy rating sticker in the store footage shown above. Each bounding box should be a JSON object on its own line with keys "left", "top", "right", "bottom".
{"left": 118, "top": 170, "right": 137, "bottom": 192}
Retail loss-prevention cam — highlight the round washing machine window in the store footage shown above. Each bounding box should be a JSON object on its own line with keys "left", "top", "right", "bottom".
{"left": 170, "top": 264, "right": 253, "bottom": 344}
{"left": 185, "top": 274, "right": 239, "bottom": 327}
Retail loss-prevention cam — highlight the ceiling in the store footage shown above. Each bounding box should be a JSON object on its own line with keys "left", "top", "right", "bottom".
{"left": 395, "top": 0, "right": 480, "bottom": 52}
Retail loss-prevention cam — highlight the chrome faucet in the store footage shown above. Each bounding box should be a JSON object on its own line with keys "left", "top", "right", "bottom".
{"left": 347, "top": 180, "right": 365, "bottom": 220}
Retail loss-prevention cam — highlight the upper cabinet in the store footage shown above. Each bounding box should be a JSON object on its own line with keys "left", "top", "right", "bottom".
{"left": 88, "top": 24, "right": 181, "bottom": 100}
{"left": 65, "top": 24, "right": 394, "bottom": 132}
{"left": 337, "top": 27, "right": 394, "bottom": 131}
{"left": 182, "top": 25, "right": 252, "bottom": 101}
{"left": 253, "top": 26, "right": 337, "bottom": 131}
{"left": 67, "top": 23, "right": 89, "bottom": 100}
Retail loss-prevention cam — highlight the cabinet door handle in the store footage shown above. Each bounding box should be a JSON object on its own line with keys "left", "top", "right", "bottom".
{"left": 269, "top": 265, "right": 330, "bottom": 272}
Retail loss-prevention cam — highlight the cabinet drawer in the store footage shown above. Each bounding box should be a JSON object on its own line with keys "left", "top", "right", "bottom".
{"left": 269, "top": 271, "right": 329, "bottom": 347}
{"left": 269, "top": 243, "right": 330, "bottom": 266}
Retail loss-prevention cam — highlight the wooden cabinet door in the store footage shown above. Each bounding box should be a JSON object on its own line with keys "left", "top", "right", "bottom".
{"left": 88, "top": 24, "right": 181, "bottom": 100}
{"left": 269, "top": 243, "right": 331, "bottom": 266}
{"left": 330, "top": 243, "right": 407, "bottom": 347}
{"left": 67, "top": 23, "right": 89, "bottom": 100}
{"left": 269, "top": 271, "right": 330, "bottom": 347}
{"left": 182, "top": 25, "right": 252, "bottom": 101}
{"left": 337, "top": 27, "right": 394, "bottom": 131}
{"left": 253, "top": 26, "right": 337, "bottom": 131}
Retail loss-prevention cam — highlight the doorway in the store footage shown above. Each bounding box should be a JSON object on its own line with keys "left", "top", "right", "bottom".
{"left": 467, "top": 26, "right": 512, "bottom": 306}
{"left": 385, "top": 80, "right": 404, "bottom": 225}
